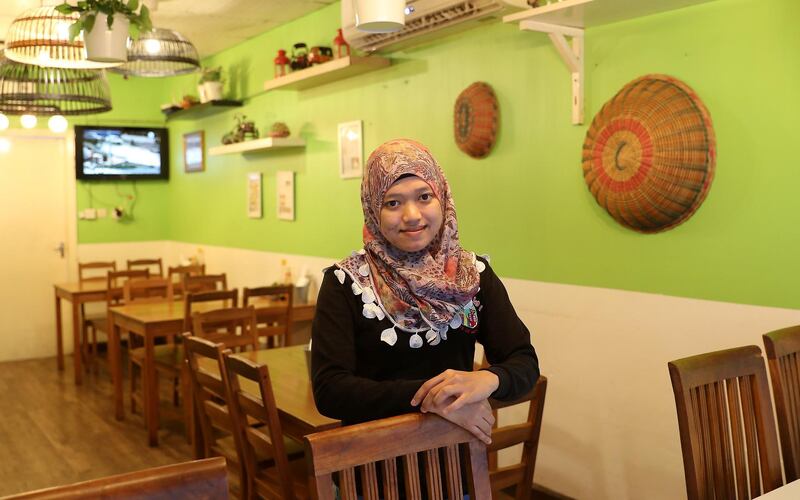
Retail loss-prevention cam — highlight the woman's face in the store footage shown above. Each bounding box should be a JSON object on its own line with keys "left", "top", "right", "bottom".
{"left": 379, "top": 175, "right": 443, "bottom": 252}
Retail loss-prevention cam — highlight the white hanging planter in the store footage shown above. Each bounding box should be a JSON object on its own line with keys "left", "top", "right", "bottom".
{"left": 198, "top": 82, "right": 224, "bottom": 103}
{"left": 84, "top": 13, "right": 130, "bottom": 64}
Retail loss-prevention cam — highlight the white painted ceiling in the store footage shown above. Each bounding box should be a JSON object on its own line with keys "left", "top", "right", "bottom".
{"left": 0, "top": 0, "right": 337, "bottom": 57}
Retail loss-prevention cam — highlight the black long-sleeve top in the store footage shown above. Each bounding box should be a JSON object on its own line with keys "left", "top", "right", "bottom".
{"left": 311, "top": 257, "right": 539, "bottom": 425}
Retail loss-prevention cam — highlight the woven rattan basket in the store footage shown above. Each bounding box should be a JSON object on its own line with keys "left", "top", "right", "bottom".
{"left": 454, "top": 82, "right": 499, "bottom": 159}
{"left": 582, "top": 74, "right": 716, "bottom": 233}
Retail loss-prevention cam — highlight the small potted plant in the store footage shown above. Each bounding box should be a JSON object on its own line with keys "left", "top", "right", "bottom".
{"left": 198, "top": 67, "right": 224, "bottom": 103}
{"left": 55, "top": 0, "right": 152, "bottom": 64}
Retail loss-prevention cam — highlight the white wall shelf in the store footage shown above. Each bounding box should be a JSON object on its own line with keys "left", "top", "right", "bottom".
{"left": 504, "top": 0, "right": 717, "bottom": 125}
{"left": 208, "top": 137, "right": 305, "bottom": 156}
{"left": 263, "top": 55, "right": 391, "bottom": 92}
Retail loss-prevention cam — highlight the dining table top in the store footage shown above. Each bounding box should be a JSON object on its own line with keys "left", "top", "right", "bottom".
{"left": 54, "top": 280, "right": 108, "bottom": 295}
{"left": 200, "top": 345, "right": 339, "bottom": 437}
{"left": 109, "top": 297, "right": 314, "bottom": 324}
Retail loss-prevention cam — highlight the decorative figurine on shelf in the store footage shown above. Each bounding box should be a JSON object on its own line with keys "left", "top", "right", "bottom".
{"left": 308, "top": 46, "right": 333, "bottom": 65}
{"left": 180, "top": 95, "right": 199, "bottom": 109}
{"left": 333, "top": 28, "right": 350, "bottom": 59}
{"left": 222, "top": 114, "right": 260, "bottom": 145}
{"left": 268, "top": 122, "right": 290, "bottom": 138}
{"left": 290, "top": 43, "right": 310, "bottom": 71}
{"left": 274, "top": 49, "right": 290, "bottom": 78}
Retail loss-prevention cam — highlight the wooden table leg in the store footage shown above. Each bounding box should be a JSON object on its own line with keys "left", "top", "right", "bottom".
{"left": 145, "top": 333, "right": 159, "bottom": 447}
{"left": 109, "top": 314, "right": 124, "bottom": 420}
{"left": 55, "top": 290, "right": 64, "bottom": 371}
{"left": 71, "top": 300, "right": 82, "bottom": 385}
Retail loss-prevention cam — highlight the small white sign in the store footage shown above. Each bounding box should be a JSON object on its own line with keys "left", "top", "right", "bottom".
{"left": 338, "top": 120, "right": 363, "bottom": 179}
{"left": 247, "top": 172, "right": 262, "bottom": 218}
{"left": 277, "top": 170, "right": 295, "bottom": 221}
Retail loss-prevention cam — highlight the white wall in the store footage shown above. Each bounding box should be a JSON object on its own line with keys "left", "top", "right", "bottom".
{"left": 72, "top": 241, "right": 800, "bottom": 498}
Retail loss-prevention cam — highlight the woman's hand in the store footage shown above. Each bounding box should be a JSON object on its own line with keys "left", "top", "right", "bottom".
{"left": 430, "top": 398, "right": 495, "bottom": 444}
{"left": 411, "top": 369, "right": 499, "bottom": 415}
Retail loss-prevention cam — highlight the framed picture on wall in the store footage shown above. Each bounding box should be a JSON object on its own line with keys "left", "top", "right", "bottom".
{"left": 247, "top": 173, "right": 262, "bottom": 218}
{"left": 277, "top": 170, "right": 295, "bottom": 221}
{"left": 338, "top": 120, "right": 363, "bottom": 179}
{"left": 183, "top": 131, "right": 205, "bottom": 173}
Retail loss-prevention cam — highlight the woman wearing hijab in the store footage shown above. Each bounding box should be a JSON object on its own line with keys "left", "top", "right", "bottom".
{"left": 311, "top": 139, "right": 538, "bottom": 444}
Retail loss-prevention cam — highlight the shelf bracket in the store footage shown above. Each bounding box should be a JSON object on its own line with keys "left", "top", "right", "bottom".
{"left": 520, "top": 20, "right": 585, "bottom": 125}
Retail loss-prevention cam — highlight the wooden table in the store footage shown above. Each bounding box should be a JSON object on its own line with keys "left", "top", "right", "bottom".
{"left": 54, "top": 281, "right": 108, "bottom": 385}
{"left": 108, "top": 299, "right": 316, "bottom": 446}
{"left": 200, "top": 345, "right": 339, "bottom": 441}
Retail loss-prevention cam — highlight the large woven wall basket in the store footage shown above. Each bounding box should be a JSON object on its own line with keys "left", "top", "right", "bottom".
{"left": 582, "top": 74, "right": 716, "bottom": 233}
{"left": 454, "top": 82, "right": 499, "bottom": 159}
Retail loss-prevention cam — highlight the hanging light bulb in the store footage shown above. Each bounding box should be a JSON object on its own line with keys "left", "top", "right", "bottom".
{"left": 20, "top": 115, "right": 38, "bottom": 129}
{"left": 48, "top": 115, "right": 68, "bottom": 133}
{"left": 110, "top": 28, "right": 200, "bottom": 78}
{"left": 0, "top": 113, "right": 9, "bottom": 131}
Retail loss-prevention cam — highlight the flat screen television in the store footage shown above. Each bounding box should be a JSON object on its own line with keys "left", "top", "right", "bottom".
{"left": 75, "top": 125, "right": 169, "bottom": 180}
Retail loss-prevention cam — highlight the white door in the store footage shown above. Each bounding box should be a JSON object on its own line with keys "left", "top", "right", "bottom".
{"left": 0, "top": 132, "right": 71, "bottom": 362}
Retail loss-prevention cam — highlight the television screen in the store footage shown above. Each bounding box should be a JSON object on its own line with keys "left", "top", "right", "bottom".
{"left": 75, "top": 126, "right": 169, "bottom": 180}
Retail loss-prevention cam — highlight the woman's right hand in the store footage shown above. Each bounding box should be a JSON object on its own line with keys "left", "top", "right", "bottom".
{"left": 428, "top": 398, "right": 495, "bottom": 445}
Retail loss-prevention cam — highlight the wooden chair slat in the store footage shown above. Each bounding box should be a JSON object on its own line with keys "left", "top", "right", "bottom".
{"left": 443, "top": 444, "right": 463, "bottom": 500}
{"left": 381, "top": 458, "right": 399, "bottom": 500}
{"left": 424, "top": 449, "right": 443, "bottom": 500}
{"left": 340, "top": 468, "right": 358, "bottom": 500}
{"left": 404, "top": 453, "right": 422, "bottom": 500}
{"left": 725, "top": 377, "right": 748, "bottom": 500}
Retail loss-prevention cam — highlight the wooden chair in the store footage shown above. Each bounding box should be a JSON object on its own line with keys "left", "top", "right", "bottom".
{"left": 183, "top": 334, "right": 246, "bottom": 496}
{"left": 154, "top": 289, "right": 240, "bottom": 442}
{"left": 77, "top": 261, "right": 117, "bottom": 371}
{"left": 668, "top": 345, "right": 783, "bottom": 499}
{"left": 184, "top": 273, "right": 228, "bottom": 295}
{"left": 127, "top": 258, "right": 164, "bottom": 277}
{"left": 124, "top": 277, "right": 175, "bottom": 416}
{"left": 224, "top": 352, "right": 308, "bottom": 500}
{"left": 488, "top": 376, "right": 548, "bottom": 500}
{"left": 168, "top": 263, "right": 206, "bottom": 297}
{"left": 192, "top": 306, "right": 260, "bottom": 353}
{"left": 763, "top": 325, "right": 800, "bottom": 482}
{"left": 5, "top": 457, "right": 228, "bottom": 499}
{"left": 243, "top": 285, "right": 293, "bottom": 348}
{"left": 305, "top": 412, "right": 491, "bottom": 500}
{"left": 83, "top": 269, "right": 149, "bottom": 372}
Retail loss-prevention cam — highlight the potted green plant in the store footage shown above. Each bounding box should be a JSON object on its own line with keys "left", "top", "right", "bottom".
{"left": 198, "top": 67, "right": 224, "bottom": 103}
{"left": 55, "top": 0, "right": 153, "bottom": 64}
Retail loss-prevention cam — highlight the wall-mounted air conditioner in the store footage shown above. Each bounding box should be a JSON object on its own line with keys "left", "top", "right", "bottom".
{"left": 341, "top": 0, "right": 531, "bottom": 53}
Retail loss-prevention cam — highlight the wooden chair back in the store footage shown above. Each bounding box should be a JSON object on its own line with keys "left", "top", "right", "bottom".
{"left": 105, "top": 269, "right": 149, "bottom": 306}
{"left": 763, "top": 325, "right": 800, "bottom": 481}
{"left": 668, "top": 345, "right": 783, "bottom": 499}
{"left": 123, "top": 277, "right": 174, "bottom": 304}
{"left": 183, "top": 335, "right": 242, "bottom": 468}
{"left": 184, "top": 273, "right": 228, "bottom": 295}
{"left": 168, "top": 264, "right": 206, "bottom": 297}
{"left": 183, "top": 289, "right": 239, "bottom": 332}
{"left": 223, "top": 352, "right": 302, "bottom": 500}
{"left": 5, "top": 457, "right": 228, "bottom": 499}
{"left": 127, "top": 258, "right": 164, "bottom": 277}
{"left": 487, "top": 376, "right": 548, "bottom": 500}
{"left": 192, "top": 306, "right": 258, "bottom": 352}
{"left": 78, "top": 261, "right": 116, "bottom": 283}
{"left": 243, "top": 285, "right": 293, "bottom": 348}
{"left": 305, "top": 412, "right": 490, "bottom": 500}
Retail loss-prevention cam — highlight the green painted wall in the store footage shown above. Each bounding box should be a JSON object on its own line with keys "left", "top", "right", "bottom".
{"left": 74, "top": 73, "right": 171, "bottom": 242}
{"left": 80, "top": 0, "right": 800, "bottom": 310}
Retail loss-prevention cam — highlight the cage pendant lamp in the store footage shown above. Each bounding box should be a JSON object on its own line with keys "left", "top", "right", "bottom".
{"left": 110, "top": 28, "right": 200, "bottom": 78}
{"left": 4, "top": 6, "right": 121, "bottom": 69}
{"left": 0, "top": 54, "right": 112, "bottom": 115}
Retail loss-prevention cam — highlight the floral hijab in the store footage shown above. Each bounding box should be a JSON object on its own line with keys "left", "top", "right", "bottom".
{"left": 335, "top": 139, "right": 481, "bottom": 348}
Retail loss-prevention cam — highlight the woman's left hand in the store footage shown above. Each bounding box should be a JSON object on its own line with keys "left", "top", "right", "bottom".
{"left": 411, "top": 369, "right": 499, "bottom": 415}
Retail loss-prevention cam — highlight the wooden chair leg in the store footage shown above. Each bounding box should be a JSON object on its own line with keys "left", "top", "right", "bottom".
{"left": 181, "top": 364, "right": 193, "bottom": 443}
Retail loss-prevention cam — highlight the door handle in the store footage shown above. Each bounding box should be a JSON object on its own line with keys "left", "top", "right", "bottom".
{"left": 54, "top": 242, "right": 65, "bottom": 258}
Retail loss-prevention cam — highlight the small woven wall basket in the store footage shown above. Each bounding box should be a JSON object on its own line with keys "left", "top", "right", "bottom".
{"left": 454, "top": 82, "right": 499, "bottom": 159}
{"left": 582, "top": 74, "right": 716, "bottom": 233}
